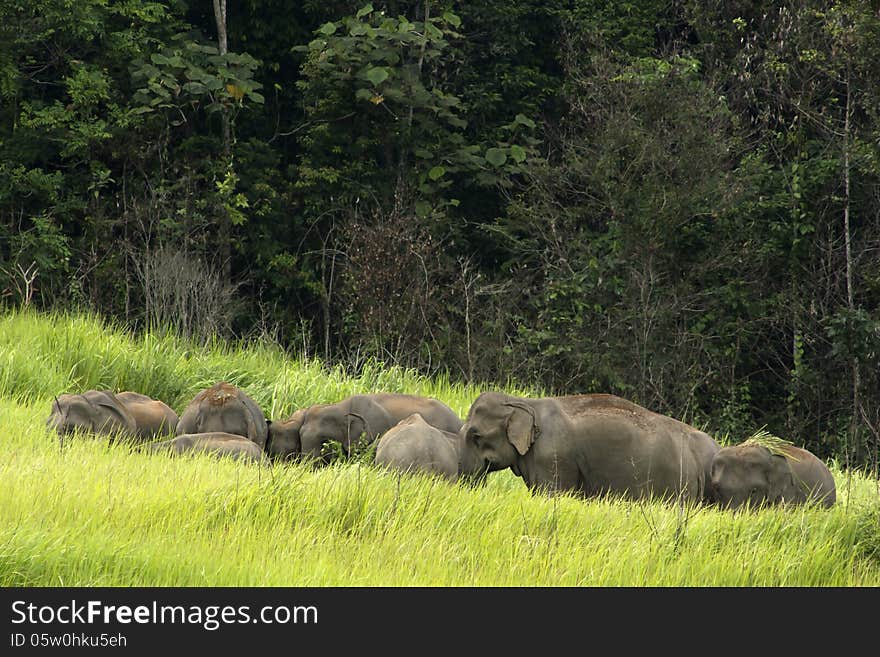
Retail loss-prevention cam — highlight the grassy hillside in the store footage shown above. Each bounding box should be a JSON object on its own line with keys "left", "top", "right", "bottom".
{"left": 1, "top": 309, "right": 878, "bottom": 586}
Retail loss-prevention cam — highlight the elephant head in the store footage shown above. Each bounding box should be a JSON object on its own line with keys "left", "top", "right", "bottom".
{"left": 176, "top": 382, "right": 268, "bottom": 449}
{"left": 265, "top": 408, "right": 309, "bottom": 460}
{"left": 298, "top": 396, "right": 393, "bottom": 462}
{"left": 461, "top": 392, "right": 539, "bottom": 471}
{"left": 710, "top": 444, "right": 797, "bottom": 510}
{"left": 46, "top": 390, "right": 137, "bottom": 440}
{"left": 456, "top": 426, "right": 494, "bottom": 482}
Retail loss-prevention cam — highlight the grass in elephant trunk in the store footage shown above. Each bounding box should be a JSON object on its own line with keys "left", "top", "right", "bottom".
{"left": 0, "top": 308, "right": 879, "bottom": 586}
{"left": 739, "top": 427, "right": 797, "bottom": 457}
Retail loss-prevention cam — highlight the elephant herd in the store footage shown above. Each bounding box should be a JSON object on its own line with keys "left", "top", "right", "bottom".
{"left": 46, "top": 382, "right": 837, "bottom": 511}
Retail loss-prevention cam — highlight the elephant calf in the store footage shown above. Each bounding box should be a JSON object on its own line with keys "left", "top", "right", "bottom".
{"left": 374, "top": 413, "right": 495, "bottom": 482}
{"left": 47, "top": 390, "right": 138, "bottom": 441}
{"left": 710, "top": 442, "right": 836, "bottom": 510}
{"left": 147, "top": 432, "right": 269, "bottom": 465}
{"left": 374, "top": 414, "right": 461, "bottom": 481}
{"left": 116, "top": 391, "right": 179, "bottom": 440}
{"left": 176, "top": 382, "right": 268, "bottom": 449}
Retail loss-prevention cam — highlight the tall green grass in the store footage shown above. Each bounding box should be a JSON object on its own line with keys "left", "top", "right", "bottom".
{"left": 0, "top": 308, "right": 523, "bottom": 419}
{"left": 1, "top": 308, "right": 878, "bottom": 586}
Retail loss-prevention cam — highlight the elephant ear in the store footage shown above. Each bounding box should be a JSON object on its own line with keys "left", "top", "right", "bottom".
{"left": 240, "top": 394, "right": 267, "bottom": 448}
{"left": 245, "top": 410, "right": 258, "bottom": 445}
{"left": 289, "top": 408, "right": 307, "bottom": 430}
{"left": 767, "top": 453, "right": 796, "bottom": 503}
{"left": 347, "top": 396, "right": 389, "bottom": 440}
{"left": 504, "top": 402, "right": 537, "bottom": 456}
{"left": 49, "top": 395, "right": 66, "bottom": 425}
{"left": 91, "top": 395, "right": 135, "bottom": 434}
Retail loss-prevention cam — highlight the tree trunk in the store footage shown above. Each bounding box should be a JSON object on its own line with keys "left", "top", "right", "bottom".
{"left": 399, "top": 0, "right": 430, "bottom": 177}
{"left": 213, "top": 0, "right": 232, "bottom": 284}
{"left": 843, "top": 61, "right": 860, "bottom": 463}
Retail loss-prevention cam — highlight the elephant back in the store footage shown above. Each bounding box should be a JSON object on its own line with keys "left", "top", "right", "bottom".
{"left": 778, "top": 444, "right": 836, "bottom": 506}
{"left": 151, "top": 432, "right": 269, "bottom": 465}
{"left": 116, "top": 391, "right": 179, "bottom": 440}
{"left": 371, "top": 393, "right": 463, "bottom": 433}
{"left": 551, "top": 393, "right": 720, "bottom": 501}
{"left": 558, "top": 393, "right": 647, "bottom": 417}
{"left": 375, "top": 414, "right": 459, "bottom": 481}
{"left": 176, "top": 382, "right": 268, "bottom": 448}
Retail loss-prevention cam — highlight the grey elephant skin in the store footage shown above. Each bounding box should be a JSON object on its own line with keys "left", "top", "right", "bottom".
{"left": 116, "top": 391, "right": 179, "bottom": 440}
{"left": 269, "top": 393, "right": 462, "bottom": 462}
{"left": 176, "top": 382, "right": 268, "bottom": 449}
{"left": 148, "top": 432, "right": 269, "bottom": 465}
{"left": 710, "top": 443, "right": 836, "bottom": 510}
{"left": 374, "top": 413, "right": 464, "bottom": 481}
{"left": 47, "top": 390, "right": 138, "bottom": 441}
{"left": 460, "top": 392, "right": 720, "bottom": 502}
{"left": 265, "top": 407, "right": 310, "bottom": 460}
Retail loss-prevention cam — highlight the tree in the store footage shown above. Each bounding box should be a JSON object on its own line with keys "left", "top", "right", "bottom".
{"left": 686, "top": 0, "right": 880, "bottom": 458}
{"left": 494, "top": 39, "right": 750, "bottom": 425}
{"left": 0, "top": 0, "right": 187, "bottom": 309}
{"left": 293, "top": 3, "right": 536, "bottom": 364}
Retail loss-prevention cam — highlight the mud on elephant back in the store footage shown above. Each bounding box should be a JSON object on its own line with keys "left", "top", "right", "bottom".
{"left": 176, "top": 382, "right": 268, "bottom": 448}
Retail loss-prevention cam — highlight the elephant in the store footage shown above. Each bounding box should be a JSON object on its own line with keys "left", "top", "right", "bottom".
{"left": 46, "top": 390, "right": 138, "bottom": 441}
{"left": 115, "top": 391, "right": 179, "bottom": 440}
{"left": 710, "top": 442, "right": 836, "bottom": 510}
{"left": 459, "top": 392, "right": 721, "bottom": 502}
{"left": 374, "top": 413, "right": 463, "bottom": 481}
{"left": 176, "top": 382, "right": 268, "bottom": 449}
{"left": 265, "top": 407, "right": 311, "bottom": 461}
{"left": 270, "top": 393, "right": 463, "bottom": 463}
{"left": 147, "top": 432, "right": 269, "bottom": 465}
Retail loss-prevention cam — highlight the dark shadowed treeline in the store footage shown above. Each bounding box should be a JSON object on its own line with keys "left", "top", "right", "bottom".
{"left": 1, "top": 1, "right": 879, "bottom": 465}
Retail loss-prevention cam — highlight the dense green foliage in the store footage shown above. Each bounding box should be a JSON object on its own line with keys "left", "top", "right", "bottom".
{"left": 2, "top": 1, "right": 880, "bottom": 465}
{"left": 1, "top": 310, "right": 878, "bottom": 586}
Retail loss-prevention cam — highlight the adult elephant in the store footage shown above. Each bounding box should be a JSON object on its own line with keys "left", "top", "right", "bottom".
{"left": 46, "top": 390, "right": 138, "bottom": 441}
{"left": 710, "top": 442, "right": 836, "bottom": 510}
{"left": 270, "top": 393, "right": 462, "bottom": 463}
{"left": 116, "top": 391, "right": 179, "bottom": 440}
{"left": 176, "top": 382, "right": 268, "bottom": 449}
{"left": 148, "top": 432, "right": 269, "bottom": 465}
{"left": 460, "top": 392, "right": 720, "bottom": 502}
{"left": 374, "top": 413, "right": 491, "bottom": 482}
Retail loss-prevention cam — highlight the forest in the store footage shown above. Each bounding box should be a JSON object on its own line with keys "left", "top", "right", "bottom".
{"left": 2, "top": 1, "right": 879, "bottom": 466}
